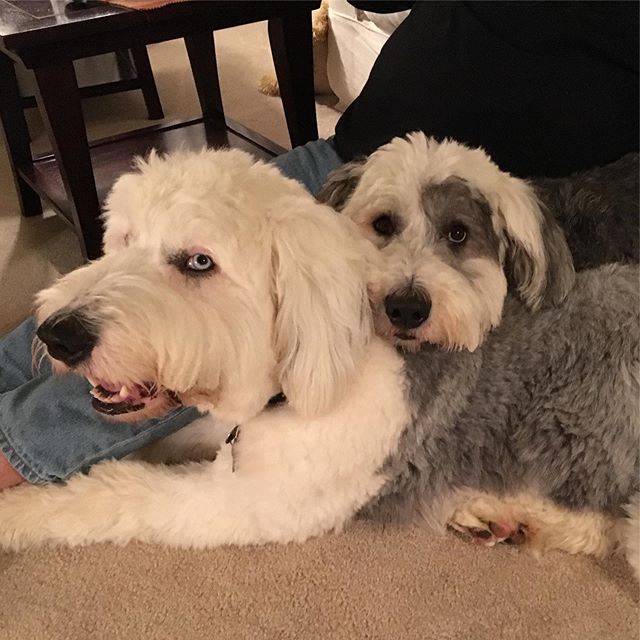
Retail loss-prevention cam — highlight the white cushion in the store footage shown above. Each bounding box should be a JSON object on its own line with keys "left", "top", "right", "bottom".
{"left": 327, "top": 0, "right": 409, "bottom": 111}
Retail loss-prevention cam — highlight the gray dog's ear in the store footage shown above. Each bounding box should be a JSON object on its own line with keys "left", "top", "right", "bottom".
{"left": 495, "top": 179, "right": 576, "bottom": 310}
{"left": 316, "top": 159, "right": 366, "bottom": 211}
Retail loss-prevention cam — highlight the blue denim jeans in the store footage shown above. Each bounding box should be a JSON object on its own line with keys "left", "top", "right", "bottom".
{"left": 0, "top": 138, "right": 343, "bottom": 484}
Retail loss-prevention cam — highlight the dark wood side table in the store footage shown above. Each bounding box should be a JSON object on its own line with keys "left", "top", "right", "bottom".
{"left": 0, "top": 0, "right": 319, "bottom": 260}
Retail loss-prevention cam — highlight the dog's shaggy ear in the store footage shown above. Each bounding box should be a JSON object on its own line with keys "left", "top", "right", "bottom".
{"left": 272, "top": 207, "right": 371, "bottom": 416}
{"left": 102, "top": 152, "right": 161, "bottom": 254}
{"left": 102, "top": 172, "right": 138, "bottom": 254}
{"left": 316, "top": 159, "right": 366, "bottom": 211}
{"left": 495, "top": 178, "right": 575, "bottom": 310}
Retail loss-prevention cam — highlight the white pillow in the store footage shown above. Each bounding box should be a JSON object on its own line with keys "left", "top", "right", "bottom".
{"left": 327, "top": 0, "right": 409, "bottom": 111}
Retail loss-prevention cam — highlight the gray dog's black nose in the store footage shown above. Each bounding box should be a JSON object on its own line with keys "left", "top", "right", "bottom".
{"left": 384, "top": 292, "right": 431, "bottom": 330}
{"left": 37, "top": 314, "right": 97, "bottom": 366}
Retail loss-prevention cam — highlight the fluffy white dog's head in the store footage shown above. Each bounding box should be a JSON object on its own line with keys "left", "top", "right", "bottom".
{"left": 318, "top": 132, "right": 575, "bottom": 351}
{"left": 35, "top": 149, "right": 372, "bottom": 423}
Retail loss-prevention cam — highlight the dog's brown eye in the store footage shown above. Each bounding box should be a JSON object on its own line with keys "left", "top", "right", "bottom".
{"left": 447, "top": 225, "right": 468, "bottom": 244}
{"left": 372, "top": 214, "right": 397, "bottom": 237}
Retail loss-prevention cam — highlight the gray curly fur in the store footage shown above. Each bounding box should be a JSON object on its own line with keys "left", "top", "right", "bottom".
{"left": 534, "top": 153, "right": 639, "bottom": 270}
{"left": 362, "top": 263, "right": 639, "bottom": 522}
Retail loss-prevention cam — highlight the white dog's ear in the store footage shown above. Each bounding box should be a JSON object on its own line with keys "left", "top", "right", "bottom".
{"left": 316, "top": 159, "right": 366, "bottom": 211}
{"left": 272, "top": 207, "right": 371, "bottom": 416}
{"left": 495, "top": 178, "right": 575, "bottom": 310}
{"left": 102, "top": 173, "right": 138, "bottom": 254}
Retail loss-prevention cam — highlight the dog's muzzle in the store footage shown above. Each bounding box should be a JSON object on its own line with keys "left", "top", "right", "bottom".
{"left": 37, "top": 310, "right": 181, "bottom": 420}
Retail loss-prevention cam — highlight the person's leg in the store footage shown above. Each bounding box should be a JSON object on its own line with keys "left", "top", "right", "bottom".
{"left": 0, "top": 317, "right": 42, "bottom": 393}
{"left": 272, "top": 137, "right": 344, "bottom": 196}
{"left": 0, "top": 317, "right": 45, "bottom": 487}
{"left": 0, "top": 140, "right": 345, "bottom": 490}
{"left": 0, "top": 450, "right": 24, "bottom": 488}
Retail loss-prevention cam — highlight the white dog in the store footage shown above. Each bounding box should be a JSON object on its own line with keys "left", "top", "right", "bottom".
{"left": 0, "top": 146, "right": 636, "bottom": 579}
{"left": 1, "top": 149, "right": 403, "bottom": 548}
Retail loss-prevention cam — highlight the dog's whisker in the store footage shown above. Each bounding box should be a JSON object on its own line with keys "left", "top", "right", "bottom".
{"left": 30, "top": 336, "right": 48, "bottom": 375}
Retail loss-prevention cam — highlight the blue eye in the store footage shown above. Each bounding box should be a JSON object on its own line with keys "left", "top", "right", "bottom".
{"left": 186, "top": 254, "right": 215, "bottom": 272}
{"left": 168, "top": 251, "right": 216, "bottom": 276}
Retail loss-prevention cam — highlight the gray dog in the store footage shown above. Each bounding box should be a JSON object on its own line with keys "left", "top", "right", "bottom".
{"left": 319, "top": 133, "right": 639, "bottom": 571}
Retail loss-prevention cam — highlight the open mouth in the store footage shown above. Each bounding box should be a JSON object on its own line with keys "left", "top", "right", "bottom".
{"left": 87, "top": 378, "right": 181, "bottom": 416}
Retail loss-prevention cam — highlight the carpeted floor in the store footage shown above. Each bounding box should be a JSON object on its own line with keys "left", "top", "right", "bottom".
{"left": 0, "top": 521, "right": 637, "bottom": 640}
{"left": 0, "top": 22, "right": 638, "bottom": 640}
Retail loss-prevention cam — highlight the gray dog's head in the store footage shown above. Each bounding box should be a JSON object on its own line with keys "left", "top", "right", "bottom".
{"left": 318, "top": 133, "right": 575, "bottom": 351}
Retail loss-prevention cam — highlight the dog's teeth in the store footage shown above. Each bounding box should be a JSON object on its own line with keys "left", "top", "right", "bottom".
{"left": 119, "top": 385, "right": 130, "bottom": 398}
{"left": 90, "top": 387, "right": 108, "bottom": 401}
{"left": 87, "top": 376, "right": 97, "bottom": 387}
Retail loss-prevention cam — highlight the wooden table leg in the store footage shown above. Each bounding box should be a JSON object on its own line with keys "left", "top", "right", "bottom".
{"left": 0, "top": 53, "right": 42, "bottom": 217}
{"left": 268, "top": 13, "right": 318, "bottom": 148}
{"left": 185, "top": 31, "right": 224, "bottom": 121}
{"left": 33, "top": 61, "right": 102, "bottom": 261}
{"left": 130, "top": 46, "right": 164, "bottom": 121}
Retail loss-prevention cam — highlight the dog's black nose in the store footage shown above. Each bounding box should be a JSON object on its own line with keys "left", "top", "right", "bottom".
{"left": 384, "top": 291, "right": 431, "bottom": 330}
{"left": 37, "top": 314, "right": 97, "bottom": 366}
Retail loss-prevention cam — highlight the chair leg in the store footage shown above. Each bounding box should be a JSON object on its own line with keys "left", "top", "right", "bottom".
{"left": 268, "top": 13, "right": 318, "bottom": 148}
{"left": 184, "top": 30, "right": 224, "bottom": 122}
{"left": 0, "top": 53, "right": 42, "bottom": 217}
{"left": 33, "top": 62, "right": 102, "bottom": 260}
{"left": 130, "top": 46, "right": 164, "bottom": 120}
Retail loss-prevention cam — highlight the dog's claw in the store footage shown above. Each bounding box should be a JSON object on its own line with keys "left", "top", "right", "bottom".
{"left": 504, "top": 527, "right": 527, "bottom": 545}
{"left": 450, "top": 519, "right": 528, "bottom": 547}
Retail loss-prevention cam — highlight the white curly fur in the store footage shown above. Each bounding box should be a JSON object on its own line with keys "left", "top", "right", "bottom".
{"left": 0, "top": 149, "right": 408, "bottom": 551}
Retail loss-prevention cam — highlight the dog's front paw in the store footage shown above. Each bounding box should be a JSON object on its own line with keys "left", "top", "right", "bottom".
{"left": 449, "top": 513, "right": 527, "bottom": 547}
{"left": 448, "top": 497, "right": 529, "bottom": 547}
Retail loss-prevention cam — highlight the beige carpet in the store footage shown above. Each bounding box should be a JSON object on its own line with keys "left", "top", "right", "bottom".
{"left": 0, "top": 521, "right": 637, "bottom": 640}
{"left": 0, "top": 22, "right": 638, "bottom": 640}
